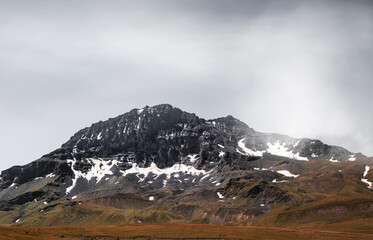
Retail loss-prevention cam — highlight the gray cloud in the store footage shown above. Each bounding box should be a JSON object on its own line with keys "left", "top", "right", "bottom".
{"left": 1, "top": 0, "right": 373, "bottom": 170}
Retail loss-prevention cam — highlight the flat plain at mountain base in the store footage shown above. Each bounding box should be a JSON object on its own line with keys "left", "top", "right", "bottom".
{"left": 1, "top": 223, "right": 373, "bottom": 240}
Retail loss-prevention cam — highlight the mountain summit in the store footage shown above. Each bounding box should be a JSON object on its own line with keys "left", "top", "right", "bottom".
{"left": 0, "top": 104, "right": 372, "bottom": 226}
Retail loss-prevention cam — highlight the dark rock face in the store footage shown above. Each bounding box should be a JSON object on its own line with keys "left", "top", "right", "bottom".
{"left": 0, "top": 158, "right": 72, "bottom": 189}
{"left": 298, "top": 139, "right": 351, "bottom": 159}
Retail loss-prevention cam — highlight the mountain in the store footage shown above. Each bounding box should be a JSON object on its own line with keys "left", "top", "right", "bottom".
{"left": 0, "top": 104, "right": 372, "bottom": 231}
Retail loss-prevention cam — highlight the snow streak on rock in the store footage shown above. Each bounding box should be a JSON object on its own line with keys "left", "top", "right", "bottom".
{"left": 276, "top": 170, "right": 299, "bottom": 178}
{"left": 361, "top": 165, "right": 372, "bottom": 189}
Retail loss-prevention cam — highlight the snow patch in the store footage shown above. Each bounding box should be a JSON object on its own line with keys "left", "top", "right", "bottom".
{"left": 237, "top": 138, "right": 264, "bottom": 157}
{"left": 122, "top": 162, "right": 207, "bottom": 182}
{"left": 361, "top": 166, "right": 372, "bottom": 189}
{"left": 267, "top": 141, "right": 308, "bottom": 161}
{"left": 97, "top": 131, "right": 102, "bottom": 140}
{"left": 72, "top": 196, "right": 77, "bottom": 200}
{"left": 254, "top": 167, "right": 269, "bottom": 171}
{"left": 276, "top": 170, "right": 299, "bottom": 178}
{"left": 272, "top": 179, "right": 289, "bottom": 183}
{"left": 15, "top": 218, "right": 20, "bottom": 223}
{"left": 329, "top": 157, "right": 339, "bottom": 163}
{"left": 348, "top": 155, "right": 356, "bottom": 161}
{"left": 293, "top": 140, "right": 300, "bottom": 147}
{"left": 149, "top": 196, "right": 154, "bottom": 201}
{"left": 187, "top": 154, "right": 199, "bottom": 163}
{"left": 218, "top": 144, "right": 224, "bottom": 148}
{"left": 219, "top": 151, "right": 225, "bottom": 157}
{"left": 361, "top": 179, "right": 372, "bottom": 189}
{"left": 66, "top": 158, "right": 119, "bottom": 195}
{"left": 363, "top": 165, "right": 370, "bottom": 177}
{"left": 217, "top": 192, "right": 224, "bottom": 199}
{"left": 43, "top": 201, "right": 48, "bottom": 205}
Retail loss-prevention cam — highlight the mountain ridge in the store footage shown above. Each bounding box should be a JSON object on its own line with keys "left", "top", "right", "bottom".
{"left": 0, "top": 104, "right": 372, "bottom": 228}
{"left": 0, "top": 104, "right": 358, "bottom": 193}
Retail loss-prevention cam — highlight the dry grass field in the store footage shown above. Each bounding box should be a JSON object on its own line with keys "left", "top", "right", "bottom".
{"left": 1, "top": 223, "right": 373, "bottom": 240}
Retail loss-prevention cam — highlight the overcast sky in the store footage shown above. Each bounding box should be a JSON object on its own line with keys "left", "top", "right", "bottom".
{"left": 1, "top": 0, "right": 373, "bottom": 171}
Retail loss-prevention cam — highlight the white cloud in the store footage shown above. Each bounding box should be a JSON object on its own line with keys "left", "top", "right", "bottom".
{"left": 0, "top": 0, "right": 373, "bottom": 170}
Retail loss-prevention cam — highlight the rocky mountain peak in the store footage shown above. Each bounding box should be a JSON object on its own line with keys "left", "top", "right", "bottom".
{"left": 0, "top": 104, "right": 371, "bottom": 228}
{"left": 0, "top": 104, "right": 361, "bottom": 207}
